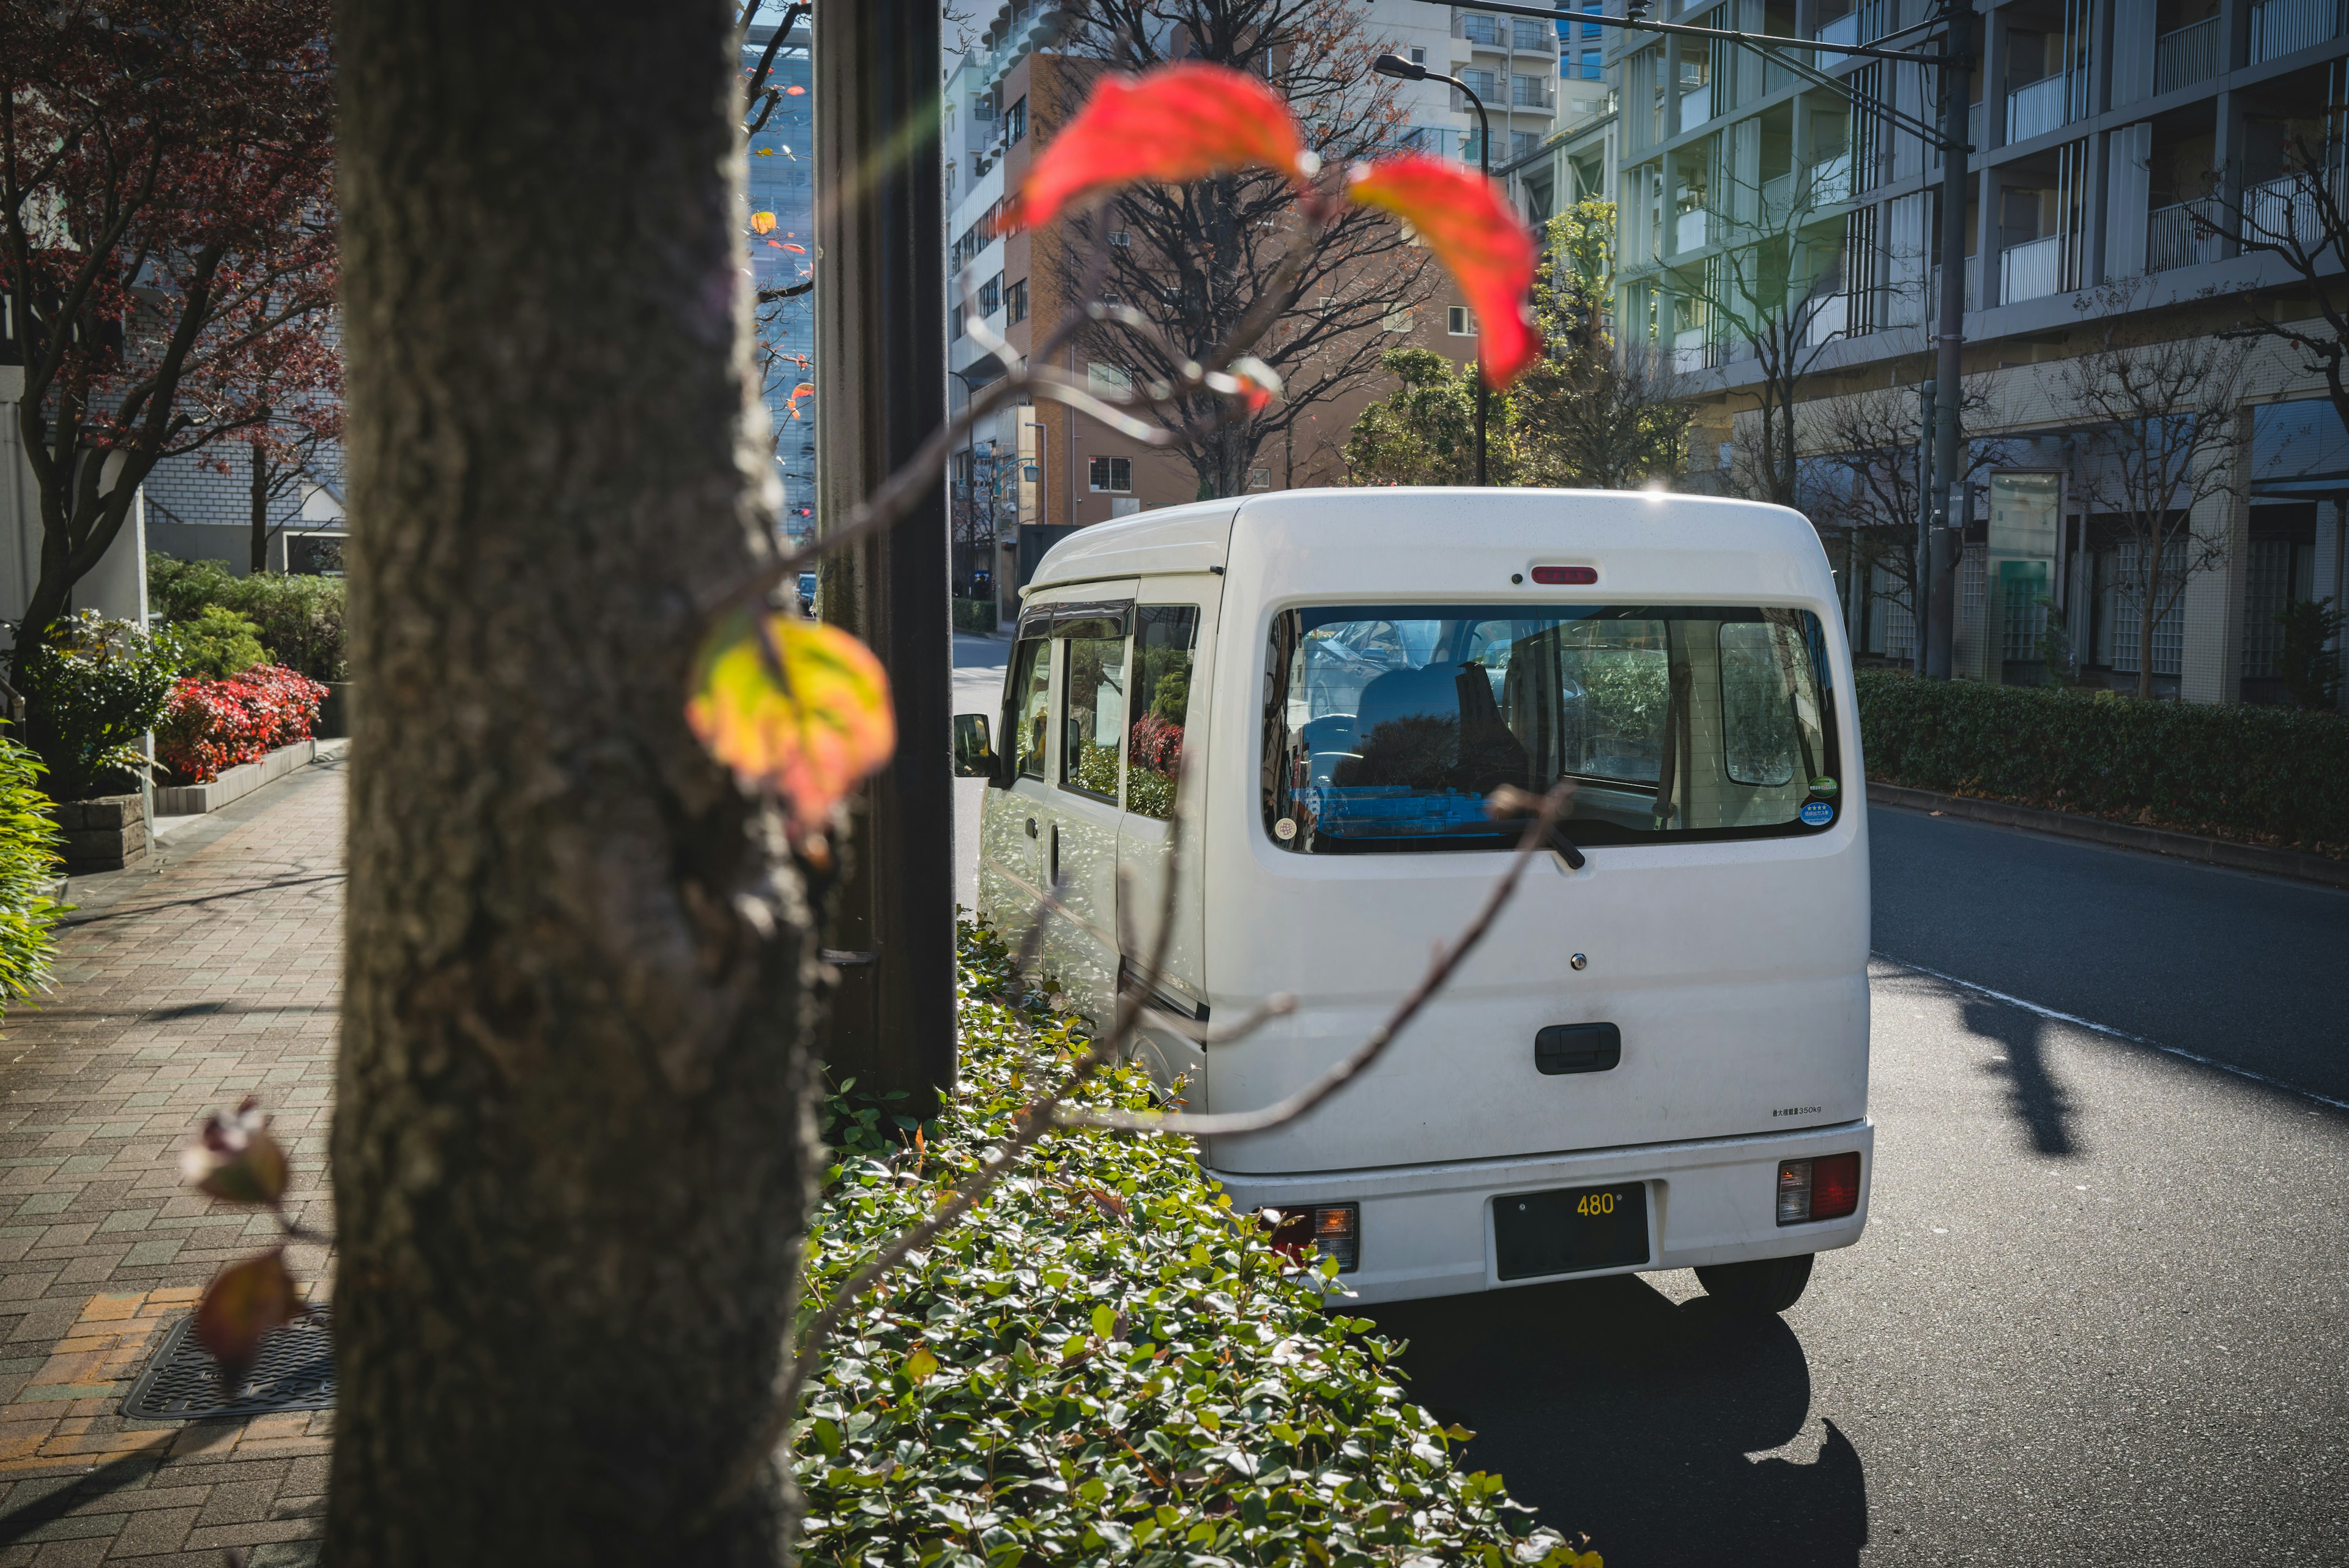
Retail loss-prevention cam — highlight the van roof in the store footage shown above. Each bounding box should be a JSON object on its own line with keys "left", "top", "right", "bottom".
{"left": 1025, "top": 487, "right": 1827, "bottom": 601}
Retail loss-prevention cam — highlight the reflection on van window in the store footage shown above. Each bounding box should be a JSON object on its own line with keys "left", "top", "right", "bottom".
{"left": 1263, "top": 604, "right": 1836, "bottom": 852}
{"left": 1061, "top": 633, "right": 1126, "bottom": 800}
{"left": 1126, "top": 606, "right": 1198, "bottom": 820}
{"left": 1009, "top": 638, "right": 1050, "bottom": 781}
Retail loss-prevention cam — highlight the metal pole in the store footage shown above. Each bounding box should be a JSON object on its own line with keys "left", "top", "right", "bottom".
{"left": 1915, "top": 376, "right": 1935, "bottom": 675}
{"left": 812, "top": 0, "right": 954, "bottom": 1113}
{"left": 1468, "top": 86, "right": 1491, "bottom": 487}
{"left": 1926, "top": 0, "right": 1971, "bottom": 680}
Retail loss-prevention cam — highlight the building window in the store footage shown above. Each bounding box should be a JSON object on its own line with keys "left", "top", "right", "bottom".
{"left": 1461, "top": 69, "right": 1498, "bottom": 99}
{"left": 1511, "top": 73, "right": 1546, "bottom": 107}
{"left": 1512, "top": 130, "right": 1540, "bottom": 160}
{"left": 1447, "top": 305, "right": 1479, "bottom": 335}
{"left": 1583, "top": 3, "right": 1603, "bottom": 38}
{"left": 1006, "top": 278, "right": 1028, "bottom": 324}
{"left": 1512, "top": 17, "right": 1547, "bottom": 48}
{"left": 1384, "top": 307, "right": 1414, "bottom": 333}
{"left": 979, "top": 273, "right": 1001, "bottom": 316}
{"left": 1108, "top": 229, "right": 1132, "bottom": 247}
{"left": 1089, "top": 456, "right": 1133, "bottom": 492}
{"left": 1006, "top": 96, "right": 1027, "bottom": 144}
{"left": 1579, "top": 50, "right": 1604, "bottom": 80}
{"left": 1250, "top": 467, "right": 1271, "bottom": 489}
{"left": 1087, "top": 362, "right": 1134, "bottom": 393}
{"left": 1409, "top": 45, "right": 1427, "bottom": 65}
{"left": 1462, "top": 14, "right": 1500, "bottom": 45}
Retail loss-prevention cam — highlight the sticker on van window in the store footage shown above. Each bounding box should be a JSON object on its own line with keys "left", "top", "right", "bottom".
{"left": 1809, "top": 777, "right": 1838, "bottom": 798}
{"left": 1274, "top": 817, "right": 1298, "bottom": 841}
{"left": 1799, "top": 800, "right": 1835, "bottom": 827}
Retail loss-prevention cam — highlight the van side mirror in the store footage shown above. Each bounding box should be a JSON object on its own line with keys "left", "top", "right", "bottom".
{"left": 952, "top": 713, "right": 996, "bottom": 778}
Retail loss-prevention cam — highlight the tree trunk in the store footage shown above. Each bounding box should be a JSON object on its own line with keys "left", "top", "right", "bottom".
{"left": 250, "top": 441, "right": 273, "bottom": 574}
{"left": 328, "top": 4, "right": 820, "bottom": 1562}
{"left": 2138, "top": 570, "right": 2156, "bottom": 700}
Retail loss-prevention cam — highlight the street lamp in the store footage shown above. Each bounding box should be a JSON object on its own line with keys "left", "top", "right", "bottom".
{"left": 1374, "top": 50, "right": 1491, "bottom": 488}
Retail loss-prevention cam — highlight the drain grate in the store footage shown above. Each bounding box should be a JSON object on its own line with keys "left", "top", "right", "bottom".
{"left": 122, "top": 1308, "right": 335, "bottom": 1421}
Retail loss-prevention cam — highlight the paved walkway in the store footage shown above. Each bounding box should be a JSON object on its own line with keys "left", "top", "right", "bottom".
{"left": 0, "top": 757, "right": 344, "bottom": 1565}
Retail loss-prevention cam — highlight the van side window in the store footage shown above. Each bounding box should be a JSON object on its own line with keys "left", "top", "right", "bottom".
{"left": 1126, "top": 606, "right": 1198, "bottom": 820}
{"left": 1718, "top": 617, "right": 1822, "bottom": 787}
{"left": 1007, "top": 637, "right": 1051, "bottom": 781}
{"left": 1059, "top": 631, "right": 1126, "bottom": 800}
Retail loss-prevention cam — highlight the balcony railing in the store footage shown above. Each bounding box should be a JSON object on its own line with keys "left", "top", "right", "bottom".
{"left": 1676, "top": 207, "right": 1710, "bottom": 252}
{"left": 1807, "top": 291, "right": 1849, "bottom": 347}
{"left": 2147, "top": 199, "right": 2222, "bottom": 271}
{"left": 1672, "top": 327, "right": 1709, "bottom": 375}
{"left": 1680, "top": 81, "right": 1711, "bottom": 128}
{"left": 2154, "top": 16, "right": 2223, "bottom": 94}
{"left": 2253, "top": 0, "right": 2345, "bottom": 61}
{"left": 1814, "top": 11, "right": 1861, "bottom": 46}
{"left": 1929, "top": 257, "right": 1981, "bottom": 315}
{"left": 2000, "top": 234, "right": 2066, "bottom": 303}
{"left": 2006, "top": 75, "right": 2067, "bottom": 143}
{"left": 2243, "top": 171, "right": 2340, "bottom": 248}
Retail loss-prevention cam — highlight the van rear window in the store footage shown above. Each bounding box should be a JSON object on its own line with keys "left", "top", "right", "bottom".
{"left": 1261, "top": 604, "right": 1841, "bottom": 853}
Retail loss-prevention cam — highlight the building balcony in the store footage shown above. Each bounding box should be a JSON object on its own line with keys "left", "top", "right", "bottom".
{"left": 2006, "top": 75, "right": 2068, "bottom": 144}
{"left": 1814, "top": 11, "right": 1861, "bottom": 47}
{"left": 1676, "top": 206, "right": 1709, "bottom": 251}
{"left": 1929, "top": 256, "right": 1981, "bottom": 315}
{"left": 2147, "top": 199, "right": 2222, "bottom": 271}
{"left": 2154, "top": 15, "right": 2222, "bottom": 95}
{"left": 1679, "top": 80, "right": 1710, "bottom": 128}
{"left": 2000, "top": 234, "right": 2066, "bottom": 303}
{"left": 2252, "top": 0, "right": 2345, "bottom": 62}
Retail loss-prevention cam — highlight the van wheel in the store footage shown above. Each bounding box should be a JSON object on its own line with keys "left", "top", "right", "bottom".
{"left": 1694, "top": 1253, "right": 1814, "bottom": 1314}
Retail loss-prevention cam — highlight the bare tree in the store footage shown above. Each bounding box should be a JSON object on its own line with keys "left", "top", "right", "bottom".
{"left": 1806, "top": 381, "right": 2005, "bottom": 667}
{"left": 2195, "top": 122, "right": 2349, "bottom": 441}
{"left": 2061, "top": 285, "right": 2251, "bottom": 698}
{"left": 1045, "top": 0, "right": 1442, "bottom": 499}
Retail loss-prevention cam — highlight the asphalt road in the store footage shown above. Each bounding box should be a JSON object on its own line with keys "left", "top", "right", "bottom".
{"left": 946, "top": 641, "right": 2349, "bottom": 1560}
{"left": 1368, "top": 806, "right": 2349, "bottom": 1567}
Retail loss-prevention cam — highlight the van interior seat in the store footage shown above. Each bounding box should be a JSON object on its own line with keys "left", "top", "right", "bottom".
{"left": 1354, "top": 663, "right": 1469, "bottom": 741}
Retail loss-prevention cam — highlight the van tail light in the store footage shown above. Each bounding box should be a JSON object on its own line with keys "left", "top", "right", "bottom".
{"left": 1776, "top": 1153, "right": 1861, "bottom": 1225}
{"left": 1530, "top": 565, "right": 1597, "bottom": 585}
{"left": 1263, "top": 1203, "right": 1360, "bottom": 1272}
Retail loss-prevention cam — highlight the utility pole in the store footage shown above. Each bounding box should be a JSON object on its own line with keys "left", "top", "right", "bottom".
{"left": 1916, "top": 374, "right": 1935, "bottom": 675}
{"left": 1373, "top": 50, "right": 1490, "bottom": 485}
{"left": 812, "top": 0, "right": 954, "bottom": 1115}
{"left": 1925, "top": 0, "right": 1972, "bottom": 680}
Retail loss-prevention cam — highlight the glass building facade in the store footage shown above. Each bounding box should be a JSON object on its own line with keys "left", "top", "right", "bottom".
{"left": 744, "top": 20, "right": 817, "bottom": 549}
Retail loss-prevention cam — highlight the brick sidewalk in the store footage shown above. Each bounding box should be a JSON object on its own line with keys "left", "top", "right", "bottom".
{"left": 0, "top": 759, "right": 344, "bottom": 1565}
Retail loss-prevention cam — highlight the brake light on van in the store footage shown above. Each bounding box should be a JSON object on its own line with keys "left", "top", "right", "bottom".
{"left": 1776, "top": 1153, "right": 1861, "bottom": 1225}
{"left": 1263, "top": 1203, "right": 1360, "bottom": 1272}
{"left": 1530, "top": 565, "right": 1598, "bottom": 585}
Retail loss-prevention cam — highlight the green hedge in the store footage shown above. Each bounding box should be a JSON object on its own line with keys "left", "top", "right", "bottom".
{"left": 796, "top": 924, "right": 1595, "bottom": 1568}
{"left": 148, "top": 554, "right": 347, "bottom": 683}
{"left": 0, "top": 733, "right": 66, "bottom": 1022}
{"left": 1857, "top": 671, "right": 2349, "bottom": 853}
{"left": 953, "top": 597, "right": 999, "bottom": 634}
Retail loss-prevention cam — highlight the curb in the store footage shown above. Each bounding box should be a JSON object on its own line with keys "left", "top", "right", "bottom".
{"left": 1867, "top": 782, "right": 2349, "bottom": 891}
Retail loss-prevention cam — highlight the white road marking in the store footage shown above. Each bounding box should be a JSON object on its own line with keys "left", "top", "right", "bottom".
{"left": 1874, "top": 953, "right": 2349, "bottom": 1115}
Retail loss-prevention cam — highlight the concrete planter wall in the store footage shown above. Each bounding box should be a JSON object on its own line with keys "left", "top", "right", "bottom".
{"left": 155, "top": 740, "right": 317, "bottom": 817}
{"left": 54, "top": 794, "right": 147, "bottom": 873}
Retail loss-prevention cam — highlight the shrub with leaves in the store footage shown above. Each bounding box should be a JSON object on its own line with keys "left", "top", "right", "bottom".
{"left": 0, "top": 732, "right": 66, "bottom": 1021}
{"left": 175, "top": 604, "right": 269, "bottom": 679}
{"left": 148, "top": 553, "right": 349, "bottom": 683}
{"left": 14, "top": 611, "right": 184, "bottom": 801}
{"left": 1858, "top": 670, "right": 2349, "bottom": 853}
{"left": 794, "top": 923, "right": 1597, "bottom": 1568}
{"left": 157, "top": 664, "right": 330, "bottom": 782}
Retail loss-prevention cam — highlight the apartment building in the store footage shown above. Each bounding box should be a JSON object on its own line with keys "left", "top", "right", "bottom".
{"left": 943, "top": 3, "right": 1609, "bottom": 622}
{"left": 746, "top": 17, "right": 818, "bottom": 550}
{"left": 1601, "top": 0, "right": 2348, "bottom": 704}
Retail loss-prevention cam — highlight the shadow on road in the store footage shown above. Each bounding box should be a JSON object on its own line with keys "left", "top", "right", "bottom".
{"left": 1365, "top": 1274, "right": 1867, "bottom": 1568}
{"left": 1959, "top": 997, "right": 2079, "bottom": 1157}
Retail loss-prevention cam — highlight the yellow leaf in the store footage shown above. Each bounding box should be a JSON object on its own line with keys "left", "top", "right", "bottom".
{"left": 686, "top": 608, "right": 895, "bottom": 836}
{"left": 904, "top": 1343, "right": 940, "bottom": 1384}
{"left": 751, "top": 210, "right": 779, "bottom": 234}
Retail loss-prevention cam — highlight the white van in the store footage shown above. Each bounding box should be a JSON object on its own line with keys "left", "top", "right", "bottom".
{"left": 954, "top": 488, "right": 1871, "bottom": 1313}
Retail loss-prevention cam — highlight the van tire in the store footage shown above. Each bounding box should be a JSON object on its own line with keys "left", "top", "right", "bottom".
{"left": 1694, "top": 1253, "right": 1814, "bottom": 1314}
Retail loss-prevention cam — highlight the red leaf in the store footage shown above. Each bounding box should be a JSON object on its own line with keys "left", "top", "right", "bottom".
{"left": 1346, "top": 155, "right": 1543, "bottom": 387}
{"left": 1000, "top": 64, "right": 1312, "bottom": 233}
{"left": 193, "top": 1250, "right": 300, "bottom": 1388}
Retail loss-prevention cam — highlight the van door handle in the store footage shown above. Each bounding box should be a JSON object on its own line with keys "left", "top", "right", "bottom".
{"left": 1025, "top": 817, "right": 1037, "bottom": 839}
{"left": 1049, "top": 823, "right": 1059, "bottom": 882}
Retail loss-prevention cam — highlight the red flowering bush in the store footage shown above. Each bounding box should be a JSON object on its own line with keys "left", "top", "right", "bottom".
{"left": 156, "top": 664, "right": 330, "bottom": 784}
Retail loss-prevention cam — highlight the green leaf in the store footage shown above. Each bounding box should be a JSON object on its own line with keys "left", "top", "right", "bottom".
{"left": 1090, "top": 1303, "right": 1117, "bottom": 1340}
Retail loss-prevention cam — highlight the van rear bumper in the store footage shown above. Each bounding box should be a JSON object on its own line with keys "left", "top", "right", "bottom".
{"left": 1202, "top": 1120, "right": 1873, "bottom": 1306}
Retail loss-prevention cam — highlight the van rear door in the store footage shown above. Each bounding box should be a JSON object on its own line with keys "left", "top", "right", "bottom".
{"left": 1202, "top": 600, "right": 1869, "bottom": 1175}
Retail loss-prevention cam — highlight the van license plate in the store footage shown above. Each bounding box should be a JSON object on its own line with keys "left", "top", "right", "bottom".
{"left": 1493, "top": 1184, "right": 1650, "bottom": 1281}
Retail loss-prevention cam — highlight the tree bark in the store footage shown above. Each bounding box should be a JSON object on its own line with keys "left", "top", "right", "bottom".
{"left": 329, "top": 4, "right": 820, "bottom": 1562}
